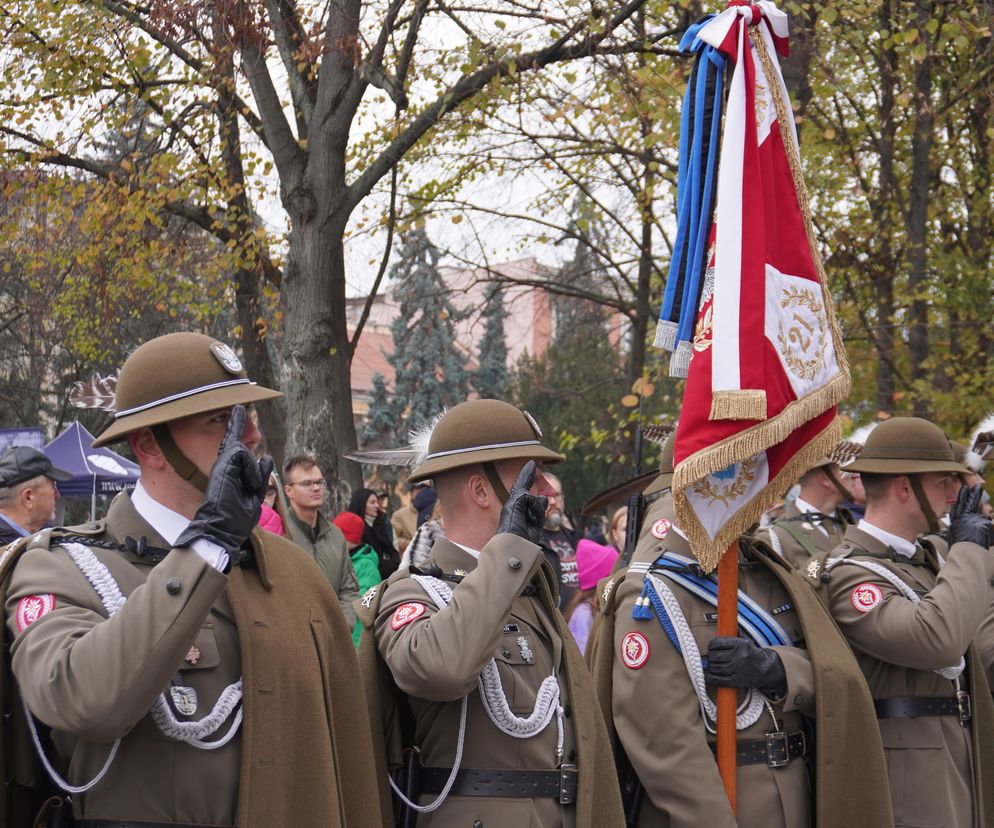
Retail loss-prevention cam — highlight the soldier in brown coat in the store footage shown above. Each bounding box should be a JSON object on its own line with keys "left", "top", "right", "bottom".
{"left": 1, "top": 333, "right": 384, "bottom": 828}
{"left": 584, "top": 432, "right": 893, "bottom": 828}
{"left": 809, "top": 417, "right": 994, "bottom": 828}
{"left": 357, "top": 399, "right": 623, "bottom": 827}
{"left": 759, "top": 456, "right": 852, "bottom": 568}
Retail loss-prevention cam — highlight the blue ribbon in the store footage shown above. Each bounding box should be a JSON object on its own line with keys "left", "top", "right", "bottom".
{"left": 657, "top": 19, "right": 727, "bottom": 354}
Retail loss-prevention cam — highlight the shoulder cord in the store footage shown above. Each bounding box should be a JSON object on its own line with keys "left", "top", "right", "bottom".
{"left": 826, "top": 555, "right": 964, "bottom": 681}
{"left": 388, "top": 573, "right": 564, "bottom": 814}
{"left": 645, "top": 572, "right": 766, "bottom": 733}
{"left": 767, "top": 527, "right": 784, "bottom": 558}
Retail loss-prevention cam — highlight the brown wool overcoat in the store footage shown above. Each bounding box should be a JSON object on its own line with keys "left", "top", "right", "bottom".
{"left": 0, "top": 492, "right": 387, "bottom": 827}
{"left": 356, "top": 533, "right": 624, "bottom": 828}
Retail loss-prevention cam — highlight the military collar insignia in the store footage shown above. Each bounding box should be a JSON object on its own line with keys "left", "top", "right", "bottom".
{"left": 210, "top": 342, "right": 243, "bottom": 374}
{"left": 360, "top": 585, "right": 378, "bottom": 608}
{"left": 602, "top": 577, "right": 616, "bottom": 605}
{"left": 804, "top": 558, "right": 820, "bottom": 580}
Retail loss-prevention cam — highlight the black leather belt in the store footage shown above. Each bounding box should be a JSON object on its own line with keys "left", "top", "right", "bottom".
{"left": 420, "top": 766, "right": 578, "bottom": 804}
{"left": 710, "top": 731, "right": 806, "bottom": 767}
{"left": 874, "top": 693, "right": 972, "bottom": 725}
{"left": 77, "top": 822, "right": 226, "bottom": 828}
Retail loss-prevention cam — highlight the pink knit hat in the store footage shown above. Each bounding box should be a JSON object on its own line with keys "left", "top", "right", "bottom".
{"left": 576, "top": 539, "right": 619, "bottom": 591}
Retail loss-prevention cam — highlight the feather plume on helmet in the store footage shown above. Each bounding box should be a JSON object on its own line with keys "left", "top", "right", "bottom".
{"left": 69, "top": 373, "right": 120, "bottom": 412}
{"left": 342, "top": 410, "right": 448, "bottom": 467}
{"left": 967, "top": 412, "right": 994, "bottom": 475}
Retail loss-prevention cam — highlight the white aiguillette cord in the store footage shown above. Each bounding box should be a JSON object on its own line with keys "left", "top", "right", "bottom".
{"left": 388, "top": 574, "right": 565, "bottom": 814}
{"left": 23, "top": 542, "right": 243, "bottom": 794}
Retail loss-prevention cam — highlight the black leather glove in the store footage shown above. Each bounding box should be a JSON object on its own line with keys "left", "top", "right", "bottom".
{"left": 704, "top": 636, "right": 787, "bottom": 700}
{"left": 948, "top": 484, "right": 993, "bottom": 548}
{"left": 495, "top": 460, "right": 549, "bottom": 545}
{"left": 175, "top": 405, "right": 274, "bottom": 555}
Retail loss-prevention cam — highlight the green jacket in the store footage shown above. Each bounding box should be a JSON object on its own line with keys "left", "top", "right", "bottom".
{"left": 284, "top": 510, "right": 360, "bottom": 630}
{"left": 349, "top": 544, "right": 381, "bottom": 647}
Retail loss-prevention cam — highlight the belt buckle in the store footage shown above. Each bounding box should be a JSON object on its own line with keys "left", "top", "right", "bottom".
{"left": 558, "top": 763, "right": 578, "bottom": 805}
{"left": 765, "top": 731, "right": 790, "bottom": 768}
{"left": 957, "top": 690, "right": 972, "bottom": 726}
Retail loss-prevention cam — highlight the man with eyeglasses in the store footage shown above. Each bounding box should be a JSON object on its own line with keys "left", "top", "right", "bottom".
{"left": 282, "top": 455, "right": 359, "bottom": 630}
{"left": 0, "top": 447, "right": 73, "bottom": 546}
{"left": 805, "top": 417, "right": 994, "bottom": 828}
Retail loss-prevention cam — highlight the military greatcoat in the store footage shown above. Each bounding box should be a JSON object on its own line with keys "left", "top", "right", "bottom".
{"left": 821, "top": 524, "right": 994, "bottom": 828}
{"left": 1, "top": 491, "right": 385, "bottom": 827}
{"left": 358, "top": 533, "right": 624, "bottom": 828}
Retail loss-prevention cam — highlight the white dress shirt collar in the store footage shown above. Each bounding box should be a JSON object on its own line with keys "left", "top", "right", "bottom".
{"left": 857, "top": 518, "right": 918, "bottom": 559}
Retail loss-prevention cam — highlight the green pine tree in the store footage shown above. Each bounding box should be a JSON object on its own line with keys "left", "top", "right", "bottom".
{"left": 473, "top": 285, "right": 508, "bottom": 399}
{"left": 388, "top": 229, "right": 470, "bottom": 436}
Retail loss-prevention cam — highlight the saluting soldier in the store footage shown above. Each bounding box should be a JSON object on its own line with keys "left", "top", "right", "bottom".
{"left": 1, "top": 332, "right": 384, "bottom": 828}
{"left": 356, "top": 399, "right": 623, "bottom": 827}
{"left": 586, "top": 433, "right": 892, "bottom": 828}
{"left": 806, "top": 417, "right": 994, "bottom": 828}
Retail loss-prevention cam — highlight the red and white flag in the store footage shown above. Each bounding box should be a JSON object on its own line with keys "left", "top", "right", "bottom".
{"left": 672, "top": 1, "right": 850, "bottom": 570}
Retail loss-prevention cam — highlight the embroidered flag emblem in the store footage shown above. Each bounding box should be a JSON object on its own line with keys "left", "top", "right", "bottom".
{"left": 16, "top": 594, "right": 55, "bottom": 633}
{"left": 851, "top": 583, "right": 883, "bottom": 614}
{"left": 391, "top": 602, "right": 427, "bottom": 630}
{"left": 621, "top": 631, "right": 650, "bottom": 669}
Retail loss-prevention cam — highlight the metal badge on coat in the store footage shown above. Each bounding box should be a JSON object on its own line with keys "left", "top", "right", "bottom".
{"left": 517, "top": 636, "right": 534, "bottom": 664}
{"left": 170, "top": 686, "right": 198, "bottom": 717}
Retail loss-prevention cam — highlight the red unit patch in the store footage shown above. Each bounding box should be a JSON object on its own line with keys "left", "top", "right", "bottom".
{"left": 851, "top": 583, "right": 883, "bottom": 614}
{"left": 621, "top": 631, "right": 650, "bottom": 669}
{"left": 391, "top": 602, "right": 427, "bottom": 631}
{"left": 16, "top": 594, "right": 55, "bottom": 633}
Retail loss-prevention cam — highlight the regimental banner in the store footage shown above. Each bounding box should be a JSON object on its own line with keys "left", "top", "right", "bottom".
{"left": 663, "top": 1, "right": 850, "bottom": 570}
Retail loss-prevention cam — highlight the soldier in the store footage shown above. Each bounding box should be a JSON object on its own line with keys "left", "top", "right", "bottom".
{"left": 759, "top": 454, "right": 853, "bottom": 568}
{"left": 806, "top": 417, "right": 994, "bottom": 828}
{"left": 1, "top": 332, "right": 384, "bottom": 827}
{"left": 586, "top": 433, "right": 892, "bottom": 828}
{"left": 356, "top": 399, "right": 623, "bottom": 827}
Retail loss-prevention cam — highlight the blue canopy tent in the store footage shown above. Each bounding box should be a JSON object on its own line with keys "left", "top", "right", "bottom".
{"left": 45, "top": 422, "right": 139, "bottom": 517}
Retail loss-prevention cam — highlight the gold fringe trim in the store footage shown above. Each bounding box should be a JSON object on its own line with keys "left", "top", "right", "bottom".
{"left": 674, "top": 417, "right": 843, "bottom": 571}
{"left": 710, "top": 390, "right": 767, "bottom": 422}
{"left": 675, "top": 371, "right": 849, "bottom": 489}
{"left": 751, "top": 31, "right": 851, "bottom": 381}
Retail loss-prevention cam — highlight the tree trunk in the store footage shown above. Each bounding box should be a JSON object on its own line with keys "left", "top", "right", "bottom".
{"left": 780, "top": 4, "right": 818, "bottom": 125}
{"left": 906, "top": 1, "right": 934, "bottom": 417}
{"left": 872, "top": 0, "right": 899, "bottom": 415}
{"left": 281, "top": 211, "right": 362, "bottom": 511}
{"left": 627, "top": 163, "right": 654, "bottom": 389}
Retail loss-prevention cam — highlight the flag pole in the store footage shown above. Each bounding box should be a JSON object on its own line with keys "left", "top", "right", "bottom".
{"left": 716, "top": 541, "right": 739, "bottom": 810}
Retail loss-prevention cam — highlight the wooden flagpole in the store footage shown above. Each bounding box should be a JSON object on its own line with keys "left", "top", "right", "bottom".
{"left": 716, "top": 542, "right": 739, "bottom": 811}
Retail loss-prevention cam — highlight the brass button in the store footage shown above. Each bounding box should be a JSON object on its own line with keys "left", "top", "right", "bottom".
{"left": 166, "top": 577, "right": 182, "bottom": 595}
{"left": 508, "top": 557, "right": 522, "bottom": 570}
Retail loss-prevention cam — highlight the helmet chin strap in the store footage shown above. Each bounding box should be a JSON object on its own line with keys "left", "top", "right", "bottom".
{"left": 908, "top": 474, "right": 941, "bottom": 535}
{"left": 152, "top": 425, "right": 210, "bottom": 493}
{"left": 823, "top": 466, "right": 854, "bottom": 503}
{"left": 481, "top": 462, "right": 509, "bottom": 505}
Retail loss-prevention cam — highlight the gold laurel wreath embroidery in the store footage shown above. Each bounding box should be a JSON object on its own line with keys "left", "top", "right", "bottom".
{"left": 692, "top": 456, "right": 758, "bottom": 506}
{"left": 776, "top": 286, "right": 826, "bottom": 380}
{"left": 693, "top": 303, "right": 713, "bottom": 352}
{"left": 755, "top": 81, "right": 768, "bottom": 129}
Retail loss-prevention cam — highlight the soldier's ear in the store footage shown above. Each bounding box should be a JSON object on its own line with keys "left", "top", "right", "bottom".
{"left": 465, "top": 471, "right": 491, "bottom": 509}
{"left": 129, "top": 427, "right": 167, "bottom": 470}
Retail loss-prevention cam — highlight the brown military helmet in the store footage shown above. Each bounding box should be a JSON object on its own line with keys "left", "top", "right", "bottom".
{"left": 93, "top": 332, "right": 282, "bottom": 448}
{"left": 842, "top": 417, "right": 966, "bottom": 476}
{"left": 408, "top": 400, "right": 563, "bottom": 484}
